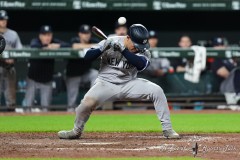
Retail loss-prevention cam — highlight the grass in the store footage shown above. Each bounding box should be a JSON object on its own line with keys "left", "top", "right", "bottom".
{"left": 0, "top": 113, "right": 240, "bottom": 133}
{"left": 0, "top": 158, "right": 202, "bottom": 160}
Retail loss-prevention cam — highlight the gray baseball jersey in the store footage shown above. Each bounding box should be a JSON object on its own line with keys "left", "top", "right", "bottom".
{"left": 95, "top": 36, "right": 151, "bottom": 84}
{"left": 2, "top": 28, "right": 22, "bottom": 49}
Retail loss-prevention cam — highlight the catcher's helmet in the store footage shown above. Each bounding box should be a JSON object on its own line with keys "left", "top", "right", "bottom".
{"left": 128, "top": 24, "right": 150, "bottom": 52}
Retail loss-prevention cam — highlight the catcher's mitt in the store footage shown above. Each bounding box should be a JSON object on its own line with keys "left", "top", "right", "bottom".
{"left": 0, "top": 35, "right": 6, "bottom": 54}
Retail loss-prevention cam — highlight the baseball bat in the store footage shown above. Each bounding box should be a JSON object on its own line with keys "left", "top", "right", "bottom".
{"left": 92, "top": 26, "right": 108, "bottom": 40}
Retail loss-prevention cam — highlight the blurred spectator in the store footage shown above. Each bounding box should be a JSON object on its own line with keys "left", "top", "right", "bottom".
{"left": 178, "top": 35, "right": 192, "bottom": 48}
{"left": 66, "top": 24, "right": 98, "bottom": 111}
{"left": 109, "top": 17, "right": 128, "bottom": 37}
{"left": 211, "top": 37, "right": 228, "bottom": 82}
{"left": 148, "top": 30, "right": 158, "bottom": 47}
{"left": 211, "top": 37, "right": 229, "bottom": 48}
{"left": 24, "top": 25, "right": 69, "bottom": 112}
{"left": 211, "top": 37, "right": 240, "bottom": 108}
{"left": 171, "top": 35, "right": 192, "bottom": 72}
{"left": 206, "top": 37, "right": 227, "bottom": 70}
{"left": 145, "top": 30, "right": 170, "bottom": 77}
{"left": 211, "top": 37, "right": 226, "bottom": 49}
{"left": 72, "top": 24, "right": 97, "bottom": 49}
{"left": 0, "top": 10, "right": 22, "bottom": 111}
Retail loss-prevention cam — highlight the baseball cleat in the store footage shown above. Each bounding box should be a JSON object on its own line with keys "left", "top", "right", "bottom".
{"left": 58, "top": 130, "right": 81, "bottom": 139}
{"left": 163, "top": 129, "right": 181, "bottom": 139}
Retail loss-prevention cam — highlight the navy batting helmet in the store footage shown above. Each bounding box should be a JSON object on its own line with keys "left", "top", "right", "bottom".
{"left": 128, "top": 24, "right": 150, "bottom": 52}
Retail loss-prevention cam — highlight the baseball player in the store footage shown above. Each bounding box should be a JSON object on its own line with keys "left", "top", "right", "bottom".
{"left": 25, "top": 25, "right": 69, "bottom": 112}
{"left": 58, "top": 24, "right": 180, "bottom": 139}
{"left": 145, "top": 30, "right": 171, "bottom": 77}
{"left": 0, "top": 10, "right": 22, "bottom": 110}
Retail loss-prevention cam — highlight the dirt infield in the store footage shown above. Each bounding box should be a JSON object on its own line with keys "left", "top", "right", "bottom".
{"left": 1, "top": 132, "right": 240, "bottom": 160}
{"left": 1, "top": 110, "right": 240, "bottom": 159}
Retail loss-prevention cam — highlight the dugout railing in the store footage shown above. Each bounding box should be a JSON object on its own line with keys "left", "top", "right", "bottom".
{"left": 2, "top": 47, "right": 240, "bottom": 59}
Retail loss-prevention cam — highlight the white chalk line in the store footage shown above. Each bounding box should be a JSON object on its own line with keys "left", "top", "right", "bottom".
{"left": 178, "top": 136, "right": 222, "bottom": 142}
{"left": 78, "top": 142, "right": 120, "bottom": 145}
{"left": 15, "top": 145, "right": 175, "bottom": 151}
{"left": 8, "top": 141, "right": 120, "bottom": 146}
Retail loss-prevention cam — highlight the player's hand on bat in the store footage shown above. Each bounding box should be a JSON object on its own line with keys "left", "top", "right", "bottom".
{"left": 99, "top": 40, "right": 112, "bottom": 52}
{"left": 113, "top": 41, "right": 125, "bottom": 52}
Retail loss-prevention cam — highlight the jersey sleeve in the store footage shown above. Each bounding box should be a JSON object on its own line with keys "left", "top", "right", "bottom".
{"left": 53, "top": 38, "right": 71, "bottom": 48}
{"left": 136, "top": 50, "right": 151, "bottom": 62}
{"left": 30, "top": 38, "right": 42, "bottom": 48}
{"left": 15, "top": 33, "right": 23, "bottom": 49}
{"left": 211, "top": 58, "right": 224, "bottom": 73}
{"left": 70, "top": 37, "right": 79, "bottom": 45}
{"left": 91, "top": 40, "right": 106, "bottom": 49}
{"left": 135, "top": 50, "right": 151, "bottom": 71}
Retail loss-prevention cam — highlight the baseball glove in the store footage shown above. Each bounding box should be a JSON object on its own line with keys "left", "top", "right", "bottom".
{"left": 0, "top": 35, "right": 6, "bottom": 54}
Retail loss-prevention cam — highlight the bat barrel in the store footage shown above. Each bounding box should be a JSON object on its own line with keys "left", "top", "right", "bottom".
{"left": 92, "top": 26, "right": 107, "bottom": 40}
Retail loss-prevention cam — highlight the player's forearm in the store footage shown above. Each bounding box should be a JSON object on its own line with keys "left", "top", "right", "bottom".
{"left": 121, "top": 49, "right": 148, "bottom": 71}
{"left": 84, "top": 48, "right": 102, "bottom": 61}
{"left": 72, "top": 43, "right": 96, "bottom": 49}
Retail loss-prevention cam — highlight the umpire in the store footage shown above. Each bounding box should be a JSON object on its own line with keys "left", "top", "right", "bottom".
{"left": 0, "top": 10, "right": 23, "bottom": 110}
{"left": 24, "top": 25, "right": 69, "bottom": 111}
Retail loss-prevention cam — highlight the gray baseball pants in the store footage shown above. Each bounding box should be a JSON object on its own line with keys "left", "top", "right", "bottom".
{"left": 73, "top": 78, "right": 172, "bottom": 134}
{"left": 24, "top": 78, "right": 52, "bottom": 107}
{"left": 0, "top": 67, "right": 16, "bottom": 107}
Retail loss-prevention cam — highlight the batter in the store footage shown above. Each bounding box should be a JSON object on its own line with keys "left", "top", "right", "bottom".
{"left": 58, "top": 24, "right": 180, "bottom": 139}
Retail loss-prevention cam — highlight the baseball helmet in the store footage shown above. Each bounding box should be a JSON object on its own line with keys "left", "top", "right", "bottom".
{"left": 128, "top": 24, "right": 150, "bottom": 52}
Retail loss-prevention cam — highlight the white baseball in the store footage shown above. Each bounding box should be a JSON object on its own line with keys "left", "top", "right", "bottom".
{"left": 118, "top": 17, "right": 127, "bottom": 25}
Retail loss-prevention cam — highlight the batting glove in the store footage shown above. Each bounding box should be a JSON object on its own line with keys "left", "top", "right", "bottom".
{"left": 99, "top": 40, "right": 113, "bottom": 52}
{"left": 113, "top": 42, "right": 125, "bottom": 52}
